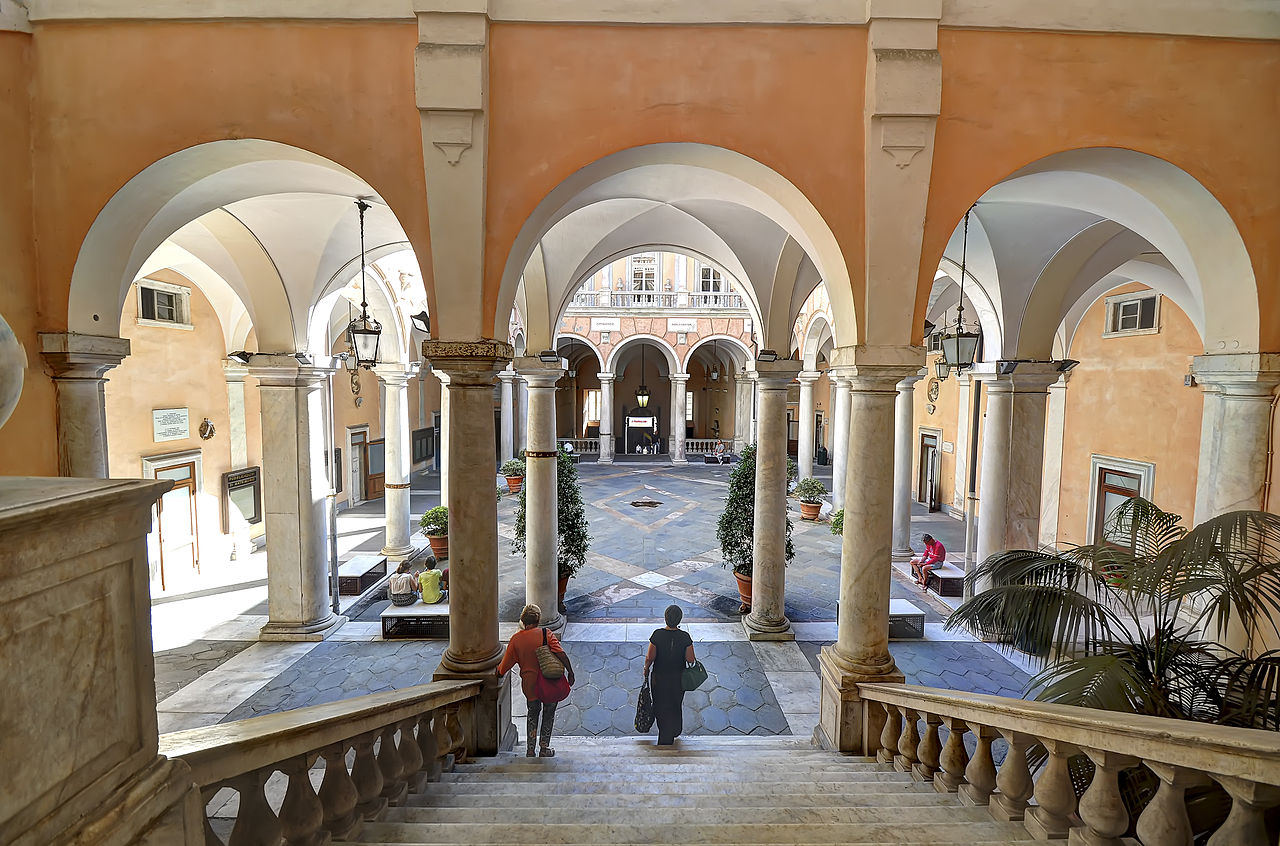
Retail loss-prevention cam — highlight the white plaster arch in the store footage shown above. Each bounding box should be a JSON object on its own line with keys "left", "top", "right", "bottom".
{"left": 933, "top": 257, "right": 1005, "bottom": 359}
{"left": 136, "top": 241, "right": 252, "bottom": 354}
{"left": 604, "top": 333, "right": 680, "bottom": 377}
{"left": 801, "top": 313, "right": 833, "bottom": 370}
{"left": 555, "top": 333, "right": 605, "bottom": 372}
{"left": 683, "top": 334, "right": 754, "bottom": 375}
{"left": 308, "top": 267, "right": 407, "bottom": 365}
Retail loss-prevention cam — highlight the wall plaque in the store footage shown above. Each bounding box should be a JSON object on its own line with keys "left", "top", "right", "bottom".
{"left": 152, "top": 407, "right": 190, "bottom": 442}
{"left": 221, "top": 466, "right": 263, "bottom": 531}
{"left": 590, "top": 317, "right": 620, "bottom": 332}
{"left": 667, "top": 317, "right": 697, "bottom": 333}
{"left": 942, "top": 441, "right": 955, "bottom": 453}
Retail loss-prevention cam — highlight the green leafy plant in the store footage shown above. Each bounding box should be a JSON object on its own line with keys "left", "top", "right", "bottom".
{"left": 830, "top": 509, "right": 843, "bottom": 535}
{"left": 793, "top": 477, "right": 828, "bottom": 504}
{"left": 716, "top": 443, "right": 794, "bottom": 577}
{"left": 419, "top": 505, "right": 448, "bottom": 537}
{"left": 512, "top": 448, "right": 592, "bottom": 580}
{"left": 500, "top": 457, "right": 526, "bottom": 477}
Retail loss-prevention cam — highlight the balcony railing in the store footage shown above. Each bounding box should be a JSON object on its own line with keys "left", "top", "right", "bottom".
{"left": 611, "top": 292, "right": 678, "bottom": 308}
{"left": 565, "top": 290, "right": 748, "bottom": 311}
{"left": 557, "top": 437, "right": 599, "bottom": 454}
{"left": 688, "top": 291, "right": 744, "bottom": 309}
{"left": 687, "top": 439, "right": 720, "bottom": 454}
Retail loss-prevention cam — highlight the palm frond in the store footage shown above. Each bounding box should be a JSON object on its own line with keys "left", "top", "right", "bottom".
{"left": 1032, "top": 652, "right": 1157, "bottom": 715}
{"left": 1212, "top": 651, "right": 1280, "bottom": 730}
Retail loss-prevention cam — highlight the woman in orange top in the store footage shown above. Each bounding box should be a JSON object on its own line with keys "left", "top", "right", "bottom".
{"left": 497, "top": 604, "right": 575, "bottom": 757}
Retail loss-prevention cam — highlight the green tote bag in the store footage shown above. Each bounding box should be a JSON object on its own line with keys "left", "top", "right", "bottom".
{"left": 681, "top": 660, "right": 708, "bottom": 691}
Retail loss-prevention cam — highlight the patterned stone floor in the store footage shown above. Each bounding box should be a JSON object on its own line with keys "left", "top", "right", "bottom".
{"left": 154, "top": 640, "right": 253, "bottom": 702}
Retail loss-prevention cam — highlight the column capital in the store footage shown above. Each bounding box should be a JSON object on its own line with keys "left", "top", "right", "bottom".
{"left": 222, "top": 361, "right": 250, "bottom": 382}
{"left": 829, "top": 345, "right": 927, "bottom": 393}
{"left": 754, "top": 359, "right": 802, "bottom": 388}
{"left": 514, "top": 355, "right": 566, "bottom": 388}
{"left": 424, "top": 340, "right": 512, "bottom": 387}
{"left": 970, "top": 360, "right": 1069, "bottom": 393}
{"left": 497, "top": 368, "right": 517, "bottom": 384}
{"left": 797, "top": 370, "right": 823, "bottom": 384}
{"left": 597, "top": 371, "right": 616, "bottom": 384}
{"left": 39, "top": 332, "right": 130, "bottom": 379}
{"left": 895, "top": 368, "right": 928, "bottom": 390}
{"left": 372, "top": 364, "right": 415, "bottom": 386}
{"left": 246, "top": 355, "right": 335, "bottom": 388}
{"left": 831, "top": 364, "right": 923, "bottom": 393}
{"left": 1192, "top": 352, "right": 1280, "bottom": 397}
{"left": 669, "top": 372, "right": 690, "bottom": 384}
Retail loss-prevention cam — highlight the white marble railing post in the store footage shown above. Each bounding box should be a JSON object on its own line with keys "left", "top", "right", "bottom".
{"left": 830, "top": 376, "right": 852, "bottom": 510}
{"left": 516, "top": 356, "right": 565, "bottom": 633}
{"left": 891, "top": 370, "right": 926, "bottom": 559}
{"left": 744, "top": 360, "right": 802, "bottom": 641}
{"left": 375, "top": 366, "right": 414, "bottom": 559}
{"left": 670, "top": 373, "right": 689, "bottom": 464}
{"left": 497, "top": 369, "right": 515, "bottom": 464}
{"left": 597, "top": 372, "right": 615, "bottom": 464}
{"left": 249, "top": 355, "right": 345, "bottom": 641}
{"left": 39, "top": 332, "right": 130, "bottom": 478}
{"left": 796, "top": 370, "right": 821, "bottom": 479}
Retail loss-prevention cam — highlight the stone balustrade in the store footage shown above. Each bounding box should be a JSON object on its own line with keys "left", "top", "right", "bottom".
{"left": 859, "top": 682, "right": 1280, "bottom": 846}
{"left": 159, "top": 679, "right": 482, "bottom": 845}
{"left": 557, "top": 437, "right": 599, "bottom": 454}
{"left": 686, "top": 438, "right": 722, "bottom": 454}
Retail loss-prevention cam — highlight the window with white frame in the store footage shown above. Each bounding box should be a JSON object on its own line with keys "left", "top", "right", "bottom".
{"left": 926, "top": 332, "right": 944, "bottom": 353}
{"left": 1103, "top": 290, "right": 1160, "bottom": 337}
{"left": 629, "top": 254, "right": 658, "bottom": 291}
{"left": 137, "top": 279, "right": 193, "bottom": 328}
{"left": 582, "top": 389, "right": 601, "bottom": 433}
{"left": 685, "top": 394, "right": 694, "bottom": 423}
{"left": 699, "top": 265, "right": 724, "bottom": 293}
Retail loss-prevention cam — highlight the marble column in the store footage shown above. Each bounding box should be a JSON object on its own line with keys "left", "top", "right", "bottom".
{"left": 375, "top": 366, "right": 414, "bottom": 559}
{"left": 597, "top": 372, "right": 615, "bottom": 463}
{"left": 437, "top": 371, "right": 451, "bottom": 505}
{"left": 1037, "top": 375, "right": 1071, "bottom": 549}
{"left": 425, "top": 340, "right": 516, "bottom": 755}
{"left": 830, "top": 376, "right": 852, "bottom": 510}
{"left": 670, "top": 373, "right": 689, "bottom": 464}
{"left": 891, "top": 371, "right": 927, "bottom": 560}
{"left": 1191, "top": 354, "right": 1280, "bottom": 521}
{"left": 249, "top": 356, "right": 345, "bottom": 641}
{"left": 498, "top": 369, "right": 515, "bottom": 464}
{"left": 224, "top": 362, "right": 250, "bottom": 469}
{"left": 733, "top": 371, "right": 751, "bottom": 455}
{"left": 515, "top": 376, "right": 529, "bottom": 454}
{"left": 745, "top": 360, "right": 802, "bottom": 641}
{"left": 39, "top": 333, "right": 130, "bottom": 478}
{"left": 517, "top": 356, "right": 566, "bottom": 633}
{"left": 796, "top": 370, "right": 821, "bottom": 479}
{"left": 817, "top": 362, "right": 919, "bottom": 753}
{"left": 952, "top": 373, "right": 973, "bottom": 514}
{"left": 974, "top": 364, "right": 1061, "bottom": 574}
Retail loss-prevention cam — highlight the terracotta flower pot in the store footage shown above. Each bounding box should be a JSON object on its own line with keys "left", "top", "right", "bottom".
{"left": 426, "top": 533, "right": 449, "bottom": 560}
{"left": 557, "top": 575, "right": 569, "bottom": 613}
{"left": 734, "top": 570, "right": 752, "bottom": 614}
{"left": 504, "top": 475, "right": 524, "bottom": 494}
{"left": 799, "top": 500, "right": 822, "bottom": 521}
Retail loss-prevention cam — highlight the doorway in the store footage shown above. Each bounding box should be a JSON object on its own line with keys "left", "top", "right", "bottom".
{"left": 365, "top": 437, "right": 386, "bottom": 499}
{"left": 917, "top": 430, "right": 941, "bottom": 512}
{"left": 142, "top": 450, "right": 203, "bottom": 592}
{"left": 348, "top": 427, "right": 368, "bottom": 504}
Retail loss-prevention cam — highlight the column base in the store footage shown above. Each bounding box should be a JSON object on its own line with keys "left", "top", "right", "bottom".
{"left": 259, "top": 613, "right": 347, "bottom": 642}
{"left": 381, "top": 543, "right": 415, "bottom": 560}
{"left": 432, "top": 665, "right": 516, "bottom": 756}
{"left": 891, "top": 548, "right": 914, "bottom": 561}
{"left": 742, "top": 616, "right": 794, "bottom": 641}
{"left": 596, "top": 456, "right": 613, "bottom": 465}
{"left": 814, "top": 645, "right": 904, "bottom": 754}
{"left": 670, "top": 458, "right": 688, "bottom": 465}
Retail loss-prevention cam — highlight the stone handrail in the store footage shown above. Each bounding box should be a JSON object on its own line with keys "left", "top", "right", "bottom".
{"left": 160, "top": 679, "right": 482, "bottom": 845}
{"left": 858, "top": 682, "right": 1280, "bottom": 845}
{"left": 687, "top": 438, "right": 721, "bottom": 454}
{"left": 557, "top": 437, "right": 599, "bottom": 453}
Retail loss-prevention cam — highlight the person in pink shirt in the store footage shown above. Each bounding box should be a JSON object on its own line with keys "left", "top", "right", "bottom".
{"left": 910, "top": 533, "right": 947, "bottom": 589}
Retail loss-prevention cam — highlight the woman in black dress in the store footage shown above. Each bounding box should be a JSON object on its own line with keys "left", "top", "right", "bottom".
{"left": 644, "top": 604, "right": 696, "bottom": 746}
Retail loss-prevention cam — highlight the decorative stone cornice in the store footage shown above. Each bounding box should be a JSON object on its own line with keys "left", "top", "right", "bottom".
{"left": 1191, "top": 353, "right": 1280, "bottom": 397}
{"left": 968, "top": 360, "right": 1069, "bottom": 393}
{"left": 754, "top": 359, "right": 803, "bottom": 389}
{"left": 424, "top": 339, "right": 513, "bottom": 387}
{"left": 39, "top": 332, "right": 130, "bottom": 379}
{"left": 514, "top": 355, "right": 565, "bottom": 387}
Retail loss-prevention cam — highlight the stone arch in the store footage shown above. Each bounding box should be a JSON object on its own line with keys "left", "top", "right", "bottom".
{"left": 555, "top": 333, "right": 605, "bottom": 372}
{"left": 683, "top": 334, "right": 754, "bottom": 376}
{"left": 604, "top": 334, "right": 680, "bottom": 377}
{"left": 801, "top": 314, "right": 833, "bottom": 370}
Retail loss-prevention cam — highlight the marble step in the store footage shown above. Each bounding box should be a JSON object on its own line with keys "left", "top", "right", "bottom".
{"left": 348, "top": 820, "right": 1032, "bottom": 844}
{"left": 408, "top": 779, "right": 930, "bottom": 796}
{"left": 452, "top": 762, "right": 888, "bottom": 775}
{"left": 405, "top": 790, "right": 957, "bottom": 809}
{"left": 384, "top": 805, "right": 979, "bottom": 825}
{"left": 435, "top": 770, "right": 917, "bottom": 784}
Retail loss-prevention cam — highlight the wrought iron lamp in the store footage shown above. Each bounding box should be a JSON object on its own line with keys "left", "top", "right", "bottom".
{"left": 346, "top": 199, "right": 382, "bottom": 369}
{"left": 635, "top": 343, "right": 650, "bottom": 408}
{"left": 937, "top": 206, "right": 981, "bottom": 376}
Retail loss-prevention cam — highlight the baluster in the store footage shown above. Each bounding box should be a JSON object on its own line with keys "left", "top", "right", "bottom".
{"left": 318, "top": 742, "right": 360, "bottom": 840}
{"left": 1134, "top": 762, "right": 1208, "bottom": 846}
{"left": 1076, "top": 749, "right": 1138, "bottom": 846}
{"left": 959, "top": 725, "right": 999, "bottom": 806}
{"left": 447, "top": 705, "right": 470, "bottom": 765}
{"left": 1206, "top": 775, "right": 1280, "bottom": 846}
{"left": 350, "top": 731, "right": 387, "bottom": 821}
{"left": 895, "top": 708, "right": 921, "bottom": 773}
{"left": 934, "top": 717, "right": 969, "bottom": 793}
{"left": 201, "top": 785, "right": 227, "bottom": 846}
{"left": 989, "top": 730, "right": 1035, "bottom": 822}
{"left": 1025, "top": 739, "right": 1079, "bottom": 839}
{"left": 378, "top": 723, "right": 408, "bottom": 805}
{"left": 878, "top": 703, "right": 901, "bottom": 766}
{"left": 913, "top": 712, "right": 943, "bottom": 782}
{"left": 433, "top": 708, "right": 456, "bottom": 774}
{"left": 277, "top": 753, "right": 326, "bottom": 846}
{"left": 227, "top": 768, "right": 281, "bottom": 846}
{"left": 460, "top": 700, "right": 476, "bottom": 760}
{"left": 417, "top": 710, "right": 442, "bottom": 781}
{"left": 398, "top": 716, "right": 427, "bottom": 794}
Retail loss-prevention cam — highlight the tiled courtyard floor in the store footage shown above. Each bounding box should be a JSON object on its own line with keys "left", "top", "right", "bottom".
{"left": 153, "top": 461, "right": 1034, "bottom": 741}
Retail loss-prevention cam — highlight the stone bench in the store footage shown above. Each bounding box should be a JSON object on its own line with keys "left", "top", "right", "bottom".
{"left": 337, "top": 554, "right": 387, "bottom": 595}
{"left": 926, "top": 562, "right": 966, "bottom": 598}
{"left": 381, "top": 600, "right": 450, "bottom": 639}
{"left": 702, "top": 453, "right": 733, "bottom": 464}
{"left": 888, "top": 598, "right": 927, "bottom": 640}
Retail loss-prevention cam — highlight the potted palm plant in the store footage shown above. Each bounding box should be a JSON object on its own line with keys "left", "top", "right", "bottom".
{"left": 512, "top": 447, "right": 592, "bottom": 612}
{"left": 500, "top": 456, "right": 526, "bottom": 494}
{"left": 419, "top": 505, "right": 449, "bottom": 560}
{"left": 716, "top": 444, "right": 795, "bottom": 613}
{"left": 793, "top": 477, "right": 827, "bottom": 521}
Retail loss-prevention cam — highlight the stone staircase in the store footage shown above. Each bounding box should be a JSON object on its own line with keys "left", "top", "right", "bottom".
{"left": 348, "top": 736, "right": 1034, "bottom": 845}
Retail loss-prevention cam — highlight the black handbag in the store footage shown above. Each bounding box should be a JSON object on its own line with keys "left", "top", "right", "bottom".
{"left": 635, "top": 675, "right": 655, "bottom": 732}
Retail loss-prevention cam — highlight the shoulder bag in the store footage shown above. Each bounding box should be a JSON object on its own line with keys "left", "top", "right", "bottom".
{"left": 535, "top": 628, "right": 565, "bottom": 679}
{"left": 635, "top": 674, "right": 656, "bottom": 732}
{"left": 681, "top": 659, "right": 708, "bottom": 691}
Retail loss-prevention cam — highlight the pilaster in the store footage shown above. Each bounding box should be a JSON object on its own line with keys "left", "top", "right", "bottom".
{"left": 39, "top": 332, "right": 130, "bottom": 478}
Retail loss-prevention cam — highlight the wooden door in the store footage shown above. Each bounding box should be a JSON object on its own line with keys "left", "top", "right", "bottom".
{"left": 155, "top": 461, "right": 199, "bottom": 590}
{"left": 1094, "top": 468, "right": 1142, "bottom": 545}
{"left": 365, "top": 438, "right": 386, "bottom": 499}
{"left": 918, "top": 433, "right": 941, "bottom": 512}
{"left": 350, "top": 430, "right": 366, "bottom": 503}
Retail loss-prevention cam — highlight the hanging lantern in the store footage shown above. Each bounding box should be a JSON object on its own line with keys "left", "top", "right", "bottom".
{"left": 346, "top": 199, "right": 383, "bottom": 369}
{"left": 635, "top": 343, "right": 650, "bottom": 408}
{"left": 938, "top": 207, "right": 980, "bottom": 375}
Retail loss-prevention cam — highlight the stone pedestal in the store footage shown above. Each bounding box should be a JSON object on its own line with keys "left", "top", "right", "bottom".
{"left": 517, "top": 356, "right": 566, "bottom": 633}
{"left": 376, "top": 367, "right": 415, "bottom": 559}
{"left": 670, "top": 373, "right": 689, "bottom": 464}
{"left": 830, "top": 376, "right": 852, "bottom": 510}
{"left": 39, "top": 332, "right": 130, "bottom": 478}
{"left": 796, "top": 370, "right": 821, "bottom": 480}
{"left": 498, "top": 369, "right": 516, "bottom": 464}
{"left": 250, "top": 357, "right": 346, "bottom": 641}
{"left": 744, "top": 360, "right": 801, "bottom": 641}
{"left": 891, "top": 371, "right": 926, "bottom": 559}
{"left": 425, "top": 340, "right": 515, "bottom": 755}
{"left": 0, "top": 478, "right": 203, "bottom": 844}
{"left": 597, "top": 373, "right": 615, "bottom": 463}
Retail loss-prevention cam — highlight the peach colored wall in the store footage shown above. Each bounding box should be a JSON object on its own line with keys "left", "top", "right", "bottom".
{"left": 0, "top": 33, "right": 57, "bottom": 476}
{"left": 912, "top": 366, "right": 960, "bottom": 510}
{"left": 486, "top": 24, "right": 867, "bottom": 335}
{"left": 1057, "top": 286, "right": 1204, "bottom": 544}
{"left": 917, "top": 30, "right": 1280, "bottom": 348}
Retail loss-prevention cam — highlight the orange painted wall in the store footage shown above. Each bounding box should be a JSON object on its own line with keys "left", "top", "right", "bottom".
{"left": 1057, "top": 286, "right": 1204, "bottom": 544}
{"left": 485, "top": 23, "right": 867, "bottom": 335}
{"left": 26, "top": 21, "right": 433, "bottom": 334}
{"left": 917, "top": 30, "right": 1280, "bottom": 347}
{"left": 0, "top": 32, "right": 57, "bottom": 476}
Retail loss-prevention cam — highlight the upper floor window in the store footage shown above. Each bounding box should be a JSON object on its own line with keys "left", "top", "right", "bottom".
{"left": 926, "top": 332, "right": 944, "bottom": 353}
{"left": 700, "top": 265, "right": 724, "bottom": 293}
{"left": 629, "top": 253, "right": 658, "bottom": 292}
{"left": 1103, "top": 291, "right": 1160, "bottom": 337}
{"left": 137, "top": 279, "right": 193, "bottom": 329}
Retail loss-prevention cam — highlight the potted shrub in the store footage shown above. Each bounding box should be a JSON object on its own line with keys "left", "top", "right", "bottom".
{"left": 419, "top": 505, "right": 449, "bottom": 560}
{"left": 500, "top": 456, "right": 526, "bottom": 494}
{"left": 513, "top": 447, "right": 592, "bottom": 612}
{"left": 830, "top": 509, "right": 843, "bottom": 536}
{"left": 793, "top": 477, "right": 827, "bottom": 521}
{"left": 715, "top": 444, "right": 794, "bottom": 613}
